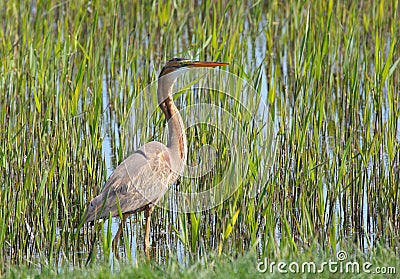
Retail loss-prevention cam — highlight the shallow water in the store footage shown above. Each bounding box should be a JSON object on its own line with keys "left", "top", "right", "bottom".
{"left": 97, "top": 33, "right": 397, "bottom": 263}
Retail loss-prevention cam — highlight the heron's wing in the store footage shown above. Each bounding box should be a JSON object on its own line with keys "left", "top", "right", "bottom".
{"left": 84, "top": 141, "right": 173, "bottom": 222}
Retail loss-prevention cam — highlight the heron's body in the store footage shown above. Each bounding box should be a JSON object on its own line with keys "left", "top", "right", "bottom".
{"left": 84, "top": 58, "right": 228, "bottom": 257}
{"left": 85, "top": 142, "right": 173, "bottom": 222}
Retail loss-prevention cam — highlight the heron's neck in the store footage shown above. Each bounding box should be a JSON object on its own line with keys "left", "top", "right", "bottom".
{"left": 158, "top": 80, "right": 188, "bottom": 167}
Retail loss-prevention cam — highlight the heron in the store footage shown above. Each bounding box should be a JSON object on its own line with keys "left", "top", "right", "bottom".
{"left": 84, "top": 58, "right": 228, "bottom": 257}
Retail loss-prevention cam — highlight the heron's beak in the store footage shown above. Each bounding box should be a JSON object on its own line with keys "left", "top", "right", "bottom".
{"left": 185, "top": 61, "right": 229, "bottom": 68}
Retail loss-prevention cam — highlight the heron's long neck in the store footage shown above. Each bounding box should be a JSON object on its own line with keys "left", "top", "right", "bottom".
{"left": 158, "top": 80, "right": 188, "bottom": 166}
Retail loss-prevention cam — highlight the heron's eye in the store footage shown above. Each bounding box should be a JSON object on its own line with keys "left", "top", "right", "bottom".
{"left": 169, "top": 57, "right": 185, "bottom": 62}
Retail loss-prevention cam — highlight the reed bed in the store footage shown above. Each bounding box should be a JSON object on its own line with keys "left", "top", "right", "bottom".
{"left": 0, "top": 0, "right": 399, "bottom": 274}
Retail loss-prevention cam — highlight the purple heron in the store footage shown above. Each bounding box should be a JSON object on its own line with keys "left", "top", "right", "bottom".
{"left": 84, "top": 58, "right": 228, "bottom": 257}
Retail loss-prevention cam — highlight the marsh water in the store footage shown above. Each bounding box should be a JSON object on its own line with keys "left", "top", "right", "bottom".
{"left": 97, "top": 37, "right": 398, "bottom": 266}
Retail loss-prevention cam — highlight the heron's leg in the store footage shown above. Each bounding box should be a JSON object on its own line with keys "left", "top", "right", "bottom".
{"left": 144, "top": 206, "right": 154, "bottom": 258}
{"left": 112, "top": 213, "right": 129, "bottom": 260}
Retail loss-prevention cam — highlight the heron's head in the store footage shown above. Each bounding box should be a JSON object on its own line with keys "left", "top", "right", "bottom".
{"left": 159, "top": 58, "right": 228, "bottom": 78}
